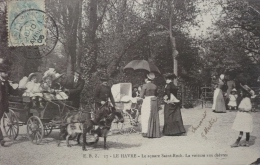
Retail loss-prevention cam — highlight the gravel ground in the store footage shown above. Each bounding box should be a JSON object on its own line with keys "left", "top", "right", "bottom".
{"left": 0, "top": 106, "right": 260, "bottom": 165}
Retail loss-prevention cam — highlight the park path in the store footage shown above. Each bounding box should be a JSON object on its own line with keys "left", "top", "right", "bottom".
{"left": 0, "top": 106, "right": 259, "bottom": 165}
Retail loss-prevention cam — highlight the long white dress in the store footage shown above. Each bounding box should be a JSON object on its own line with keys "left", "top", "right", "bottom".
{"left": 232, "top": 97, "right": 253, "bottom": 132}
{"left": 141, "top": 96, "right": 153, "bottom": 134}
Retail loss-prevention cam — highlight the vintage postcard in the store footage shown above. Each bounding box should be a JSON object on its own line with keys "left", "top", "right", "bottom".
{"left": 0, "top": 0, "right": 259, "bottom": 165}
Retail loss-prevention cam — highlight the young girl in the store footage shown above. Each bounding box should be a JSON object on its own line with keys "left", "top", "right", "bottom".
{"left": 228, "top": 88, "right": 238, "bottom": 110}
{"left": 231, "top": 84, "right": 254, "bottom": 147}
{"left": 23, "top": 73, "right": 43, "bottom": 108}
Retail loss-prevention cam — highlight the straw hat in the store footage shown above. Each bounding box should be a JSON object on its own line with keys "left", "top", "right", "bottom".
{"left": 147, "top": 72, "right": 155, "bottom": 80}
{"left": 28, "top": 73, "right": 37, "bottom": 81}
{"left": 240, "top": 84, "right": 255, "bottom": 96}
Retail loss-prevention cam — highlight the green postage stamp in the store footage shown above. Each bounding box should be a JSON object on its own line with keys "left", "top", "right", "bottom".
{"left": 7, "top": 0, "right": 46, "bottom": 47}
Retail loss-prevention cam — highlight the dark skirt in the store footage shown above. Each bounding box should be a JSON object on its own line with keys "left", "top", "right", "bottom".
{"left": 146, "top": 97, "right": 160, "bottom": 138}
{"left": 215, "top": 90, "right": 226, "bottom": 113}
{"left": 163, "top": 102, "right": 185, "bottom": 136}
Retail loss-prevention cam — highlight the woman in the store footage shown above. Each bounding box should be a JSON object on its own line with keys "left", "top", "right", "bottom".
{"left": 212, "top": 74, "right": 226, "bottom": 113}
{"left": 231, "top": 84, "right": 254, "bottom": 147}
{"left": 162, "top": 73, "right": 185, "bottom": 136}
{"left": 140, "top": 72, "right": 160, "bottom": 138}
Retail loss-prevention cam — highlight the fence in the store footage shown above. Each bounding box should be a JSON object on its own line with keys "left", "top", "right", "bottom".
{"left": 177, "top": 83, "right": 202, "bottom": 108}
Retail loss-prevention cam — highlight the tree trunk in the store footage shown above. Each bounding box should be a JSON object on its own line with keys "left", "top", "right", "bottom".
{"left": 107, "top": 0, "right": 127, "bottom": 77}
{"left": 168, "top": 0, "right": 178, "bottom": 85}
{"left": 77, "top": 0, "right": 83, "bottom": 69}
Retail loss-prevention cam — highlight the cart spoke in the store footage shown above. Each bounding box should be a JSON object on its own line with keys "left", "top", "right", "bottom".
{"left": 9, "top": 127, "right": 13, "bottom": 137}
{"left": 12, "top": 127, "right": 17, "bottom": 136}
{"left": 6, "top": 126, "right": 11, "bottom": 135}
{"left": 37, "top": 130, "right": 42, "bottom": 137}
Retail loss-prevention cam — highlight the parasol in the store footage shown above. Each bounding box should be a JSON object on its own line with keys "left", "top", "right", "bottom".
{"left": 123, "top": 60, "right": 161, "bottom": 74}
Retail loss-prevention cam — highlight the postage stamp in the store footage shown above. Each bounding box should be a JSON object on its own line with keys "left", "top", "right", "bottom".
{"left": 7, "top": 0, "right": 46, "bottom": 47}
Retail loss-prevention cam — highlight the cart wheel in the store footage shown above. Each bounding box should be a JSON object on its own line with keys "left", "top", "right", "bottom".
{"left": 27, "top": 116, "right": 44, "bottom": 144}
{"left": 2, "top": 109, "right": 19, "bottom": 140}
{"left": 43, "top": 124, "right": 53, "bottom": 137}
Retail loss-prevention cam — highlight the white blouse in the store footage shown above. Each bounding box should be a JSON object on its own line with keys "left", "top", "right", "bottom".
{"left": 238, "top": 97, "right": 252, "bottom": 111}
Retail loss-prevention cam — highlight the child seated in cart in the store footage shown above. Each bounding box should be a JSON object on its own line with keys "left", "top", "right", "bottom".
{"left": 41, "top": 72, "right": 68, "bottom": 101}
{"left": 22, "top": 73, "right": 44, "bottom": 108}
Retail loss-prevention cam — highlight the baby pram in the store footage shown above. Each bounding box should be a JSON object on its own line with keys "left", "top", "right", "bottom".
{"left": 111, "top": 83, "right": 142, "bottom": 134}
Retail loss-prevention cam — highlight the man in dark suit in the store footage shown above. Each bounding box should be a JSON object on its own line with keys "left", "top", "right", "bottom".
{"left": 0, "top": 65, "right": 16, "bottom": 146}
{"left": 93, "top": 76, "right": 124, "bottom": 124}
{"left": 63, "top": 69, "right": 85, "bottom": 109}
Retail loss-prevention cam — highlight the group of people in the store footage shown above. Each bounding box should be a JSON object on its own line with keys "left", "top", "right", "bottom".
{"left": 0, "top": 66, "right": 86, "bottom": 146}
{"left": 212, "top": 74, "right": 257, "bottom": 147}
{"left": 17, "top": 68, "right": 85, "bottom": 109}
{"left": 129, "top": 72, "right": 185, "bottom": 138}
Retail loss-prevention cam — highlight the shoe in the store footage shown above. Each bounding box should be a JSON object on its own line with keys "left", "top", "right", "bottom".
{"left": 231, "top": 142, "right": 239, "bottom": 148}
{"left": 0, "top": 138, "right": 11, "bottom": 147}
{"left": 0, "top": 140, "right": 5, "bottom": 147}
{"left": 242, "top": 141, "right": 250, "bottom": 147}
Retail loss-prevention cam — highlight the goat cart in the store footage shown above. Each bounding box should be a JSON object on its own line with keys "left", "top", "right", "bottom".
{"left": 1, "top": 95, "right": 77, "bottom": 144}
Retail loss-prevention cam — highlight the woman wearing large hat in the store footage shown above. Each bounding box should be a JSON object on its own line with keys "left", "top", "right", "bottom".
{"left": 231, "top": 84, "right": 254, "bottom": 147}
{"left": 162, "top": 73, "right": 185, "bottom": 136}
{"left": 140, "top": 72, "right": 160, "bottom": 138}
{"left": 212, "top": 74, "right": 226, "bottom": 113}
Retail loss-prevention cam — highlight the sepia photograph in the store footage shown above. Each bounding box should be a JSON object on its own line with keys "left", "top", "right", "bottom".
{"left": 0, "top": 0, "right": 260, "bottom": 164}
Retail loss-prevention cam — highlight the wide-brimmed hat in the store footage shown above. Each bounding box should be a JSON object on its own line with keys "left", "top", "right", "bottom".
{"left": 28, "top": 73, "right": 37, "bottom": 81}
{"left": 147, "top": 72, "right": 155, "bottom": 80}
{"left": 240, "top": 84, "right": 254, "bottom": 96}
{"left": 42, "top": 73, "right": 54, "bottom": 81}
{"left": 53, "top": 73, "right": 64, "bottom": 81}
{"left": 231, "top": 88, "right": 237, "bottom": 92}
{"left": 164, "top": 73, "right": 177, "bottom": 80}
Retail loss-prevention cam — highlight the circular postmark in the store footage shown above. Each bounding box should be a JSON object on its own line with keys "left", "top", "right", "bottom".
{"left": 10, "top": 9, "right": 59, "bottom": 59}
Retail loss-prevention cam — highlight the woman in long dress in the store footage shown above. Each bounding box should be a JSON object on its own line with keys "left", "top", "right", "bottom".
{"left": 212, "top": 74, "right": 226, "bottom": 113}
{"left": 162, "top": 73, "right": 185, "bottom": 136}
{"left": 231, "top": 84, "right": 254, "bottom": 147}
{"left": 140, "top": 72, "right": 160, "bottom": 138}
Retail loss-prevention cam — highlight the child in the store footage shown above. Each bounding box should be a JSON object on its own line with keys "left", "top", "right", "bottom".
{"left": 41, "top": 74, "right": 56, "bottom": 101}
{"left": 23, "top": 73, "right": 44, "bottom": 108}
{"left": 228, "top": 88, "right": 238, "bottom": 110}
{"left": 231, "top": 84, "right": 254, "bottom": 147}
